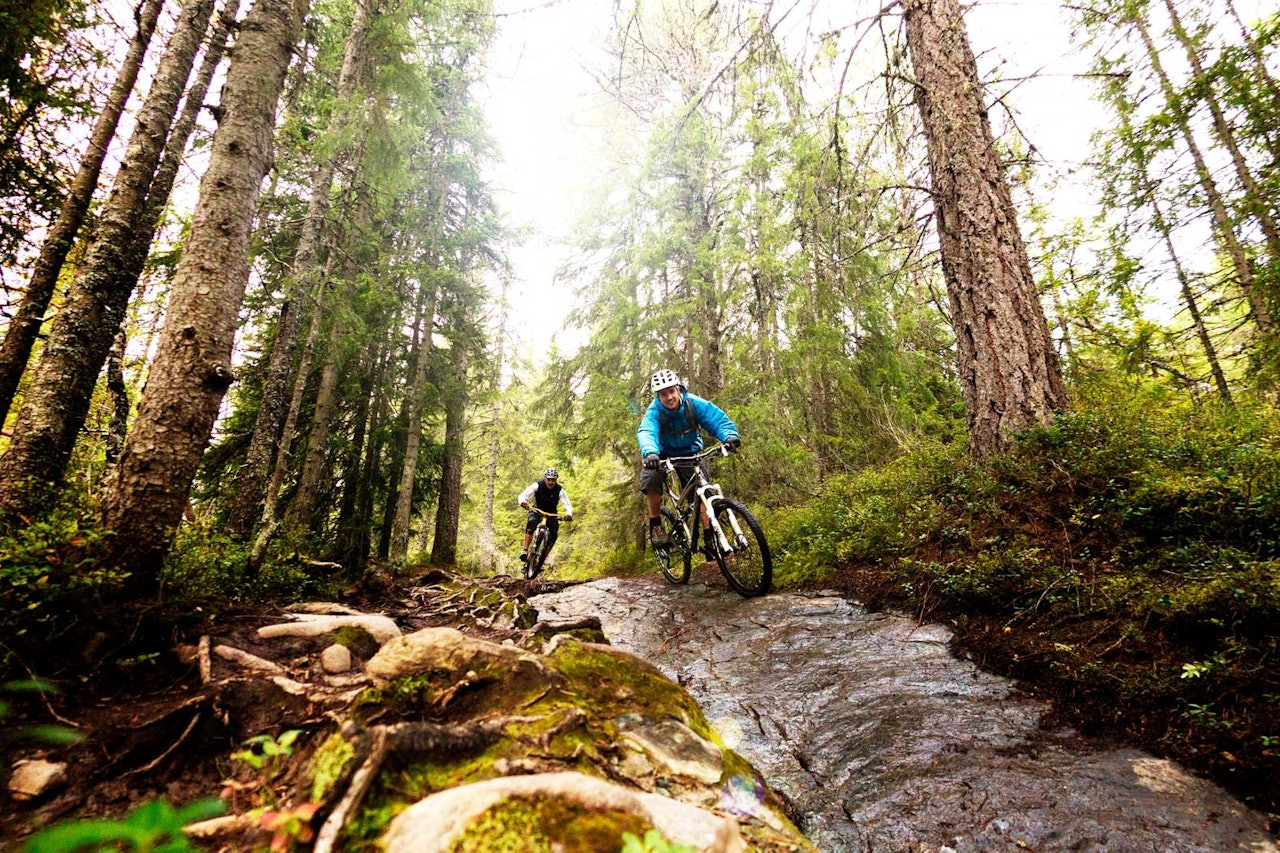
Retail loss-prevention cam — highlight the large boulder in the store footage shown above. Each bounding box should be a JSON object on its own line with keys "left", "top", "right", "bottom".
{"left": 381, "top": 771, "right": 747, "bottom": 852}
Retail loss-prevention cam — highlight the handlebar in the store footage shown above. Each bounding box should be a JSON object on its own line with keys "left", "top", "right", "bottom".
{"left": 658, "top": 443, "right": 734, "bottom": 472}
{"left": 524, "top": 507, "right": 571, "bottom": 519}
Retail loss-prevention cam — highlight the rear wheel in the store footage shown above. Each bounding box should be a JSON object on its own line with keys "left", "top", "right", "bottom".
{"left": 526, "top": 527, "right": 548, "bottom": 579}
{"left": 654, "top": 507, "right": 691, "bottom": 584}
{"left": 710, "top": 498, "right": 771, "bottom": 597}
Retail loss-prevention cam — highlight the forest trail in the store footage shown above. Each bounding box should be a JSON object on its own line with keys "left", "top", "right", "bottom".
{"left": 532, "top": 568, "right": 1279, "bottom": 852}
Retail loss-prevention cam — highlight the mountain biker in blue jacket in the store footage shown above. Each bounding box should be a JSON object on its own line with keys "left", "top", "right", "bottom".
{"left": 637, "top": 368, "right": 741, "bottom": 549}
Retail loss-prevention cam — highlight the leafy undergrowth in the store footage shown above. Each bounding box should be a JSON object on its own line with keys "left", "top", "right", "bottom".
{"left": 774, "top": 380, "right": 1280, "bottom": 823}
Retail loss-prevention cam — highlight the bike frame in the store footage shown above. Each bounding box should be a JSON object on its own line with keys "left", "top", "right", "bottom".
{"left": 525, "top": 508, "right": 569, "bottom": 577}
{"left": 659, "top": 444, "right": 746, "bottom": 556}
{"left": 527, "top": 508, "right": 569, "bottom": 548}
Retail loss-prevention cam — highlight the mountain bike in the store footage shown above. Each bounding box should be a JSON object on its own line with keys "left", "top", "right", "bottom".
{"left": 652, "top": 444, "right": 772, "bottom": 597}
{"left": 525, "top": 508, "right": 569, "bottom": 579}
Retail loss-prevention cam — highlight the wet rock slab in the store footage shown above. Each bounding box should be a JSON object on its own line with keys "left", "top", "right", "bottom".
{"left": 532, "top": 575, "right": 1279, "bottom": 852}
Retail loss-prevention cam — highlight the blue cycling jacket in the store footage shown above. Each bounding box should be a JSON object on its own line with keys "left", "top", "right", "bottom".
{"left": 636, "top": 388, "right": 738, "bottom": 458}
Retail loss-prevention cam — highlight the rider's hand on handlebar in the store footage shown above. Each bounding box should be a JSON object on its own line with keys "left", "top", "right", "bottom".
{"left": 565, "top": 514, "right": 573, "bottom": 522}
{"left": 643, "top": 454, "right": 660, "bottom": 470}
{"left": 520, "top": 502, "right": 529, "bottom": 510}
{"left": 725, "top": 437, "right": 741, "bottom": 453}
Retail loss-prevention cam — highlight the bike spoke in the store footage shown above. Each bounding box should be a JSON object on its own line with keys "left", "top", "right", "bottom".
{"left": 711, "top": 499, "right": 771, "bottom": 597}
{"left": 656, "top": 507, "right": 691, "bottom": 584}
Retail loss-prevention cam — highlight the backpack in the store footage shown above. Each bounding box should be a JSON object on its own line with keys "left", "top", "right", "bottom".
{"left": 658, "top": 391, "right": 699, "bottom": 440}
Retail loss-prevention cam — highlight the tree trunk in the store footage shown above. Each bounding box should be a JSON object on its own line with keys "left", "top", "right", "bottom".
{"left": 96, "top": 0, "right": 311, "bottom": 580}
{"left": 287, "top": 310, "right": 346, "bottom": 531}
{"left": 1132, "top": 11, "right": 1278, "bottom": 342}
{"left": 377, "top": 398, "right": 409, "bottom": 561}
{"left": 1161, "top": 0, "right": 1280, "bottom": 266}
{"left": 901, "top": 0, "right": 1068, "bottom": 458}
{"left": 225, "top": 0, "right": 374, "bottom": 535}
{"left": 482, "top": 291, "right": 508, "bottom": 573}
{"left": 104, "top": 331, "right": 130, "bottom": 463}
{"left": 1149, "top": 190, "right": 1232, "bottom": 403}
{"left": 333, "top": 338, "right": 381, "bottom": 573}
{"left": 93, "top": 1, "right": 240, "bottom": 463}
{"left": 0, "top": 0, "right": 215, "bottom": 524}
{"left": 430, "top": 342, "right": 468, "bottom": 565}
{"left": 389, "top": 283, "right": 438, "bottom": 561}
{"left": 1223, "top": 0, "right": 1280, "bottom": 165}
{"left": 0, "top": 0, "right": 165, "bottom": 429}
{"left": 248, "top": 256, "right": 329, "bottom": 567}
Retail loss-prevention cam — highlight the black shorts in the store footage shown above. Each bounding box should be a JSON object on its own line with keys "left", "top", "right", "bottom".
{"left": 638, "top": 458, "right": 707, "bottom": 495}
{"left": 525, "top": 510, "right": 560, "bottom": 535}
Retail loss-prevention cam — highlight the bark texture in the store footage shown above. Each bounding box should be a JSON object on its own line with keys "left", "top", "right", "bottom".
{"left": 902, "top": 0, "right": 1068, "bottom": 458}
{"left": 0, "top": 0, "right": 215, "bottom": 523}
{"left": 225, "top": 0, "right": 374, "bottom": 535}
{"left": 97, "top": 0, "right": 312, "bottom": 579}
{"left": 389, "top": 286, "right": 438, "bottom": 562}
{"left": 0, "top": 0, "right": 165, "bottom": 429}
{"left": 430, "top": 343, "right": 468, "bottom": 565}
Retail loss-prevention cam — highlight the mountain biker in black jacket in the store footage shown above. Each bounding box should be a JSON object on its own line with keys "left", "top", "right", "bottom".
{"left": 518, "top": 468, "right": 573, "bottom": 562}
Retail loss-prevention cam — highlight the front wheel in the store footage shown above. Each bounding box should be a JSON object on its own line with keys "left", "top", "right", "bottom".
{"left": 526, "top": 527, "right": 548, "bottom": 579}
{"left": 709, "top": 498, "right": 771, "bottom": 597}
{"left": 654, "top": 507, "right": 692, "bottom": 584}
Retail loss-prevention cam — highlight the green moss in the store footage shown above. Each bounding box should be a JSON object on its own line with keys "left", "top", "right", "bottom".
{"left": 447, "top": 796, "right": 650, "bottom": 853}
{"left": 395, "top": 743, "right": 509, "bottom": 796}
{"left": 548, "top": 640, "right": 712, "bottom": 739}
{"left": 308, "top": 731, "right": 357, "bottom": 802}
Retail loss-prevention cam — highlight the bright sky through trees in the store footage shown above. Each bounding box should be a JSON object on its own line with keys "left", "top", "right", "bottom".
{"left": 480, "top": 0, "right": 1105, "bottom": 359}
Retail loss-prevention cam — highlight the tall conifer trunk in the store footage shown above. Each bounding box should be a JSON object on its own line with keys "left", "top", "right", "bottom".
{"left": 226, "top": 0, "right": 375, "bottom": 535}
{"left": 430, "top": 342, "right": 468, "bottom": 565}
{"left": 1131, "top": 11, "right": 1278, "bottom": 342}
{"left": 0, "top": 0, "right": 215, "bottom": 523}
{"left": 1160, "top": 0, "right": 1280, "bottom": 276}
{"left": 0, "top": 0, "right": 165, "bottom": 429}
{"left": 389, "top": 282, "right": 438, "bottom": 561}
{"left": 97, "top": 0, "right": 312, "bottom": 580}
{"left": 901, "top": 0, "right": 1068, "bottom": 458}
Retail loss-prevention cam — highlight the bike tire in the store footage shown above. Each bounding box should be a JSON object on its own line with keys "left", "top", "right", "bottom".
{"left": 526, "top": 528, "right": 548, "bottom": 579}
{"left": 709, "top": 498, "right": 772, "bottom": 597}
{"left": 655, "top": 507, "right": 692, "bottom": 584}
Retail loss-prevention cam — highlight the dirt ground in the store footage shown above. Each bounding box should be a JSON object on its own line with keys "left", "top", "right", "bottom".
{"left": 0, "top": 569, "right": 576, "bottom": 848}
{"left": 2, "top": 566, "right": 1276, "bottom": 847}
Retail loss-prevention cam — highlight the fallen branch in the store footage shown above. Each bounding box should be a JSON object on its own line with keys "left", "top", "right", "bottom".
{"left": 124, "top": 710, "right": 202, "bottom": 778}
{"left": 214, "top": 644, "right": 287, "bottom": 675}
{"left": 198, "top": 635, "right": 212, "bottom": 684}
{"left": 314, "top": 726, "right": 388, "bottom": 853}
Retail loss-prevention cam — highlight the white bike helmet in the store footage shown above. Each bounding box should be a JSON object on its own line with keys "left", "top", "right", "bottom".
{"left": 650, "top": 368, "right": 681, "bottom": 393}
{"left": 544, "top": 467, "right": 559, "bottom": 479}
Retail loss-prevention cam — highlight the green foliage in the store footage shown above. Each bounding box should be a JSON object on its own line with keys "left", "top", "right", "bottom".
{"left": 785, "top": 378, "right": 1280, "bottom": 811}
{"left": 0, "top": 513, "right": 122, "bottom": 665}
{"left": 620, "top": 829, "right": 696, "bottom": 853}
{"left": 771, "top": 440, "right": 965, "bottom": 587}
{"left": 232, "top": 729, "right": 303, "bottom": 776}
{"left": 19, "top": 798, "right": 226, "bottom": 853}
{"left": 308, "top": 732, "right": 357, "bottom": 802}
{"left": 160, "top": 525, "right": 252, "bottom": 599}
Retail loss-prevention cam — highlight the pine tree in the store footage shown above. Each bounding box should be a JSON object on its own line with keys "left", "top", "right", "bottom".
{"left": 901, "top": 0, "right": 1068, "bottom": 457}
{"left": 96, "top": 0, "right": 312, "bottom": 580}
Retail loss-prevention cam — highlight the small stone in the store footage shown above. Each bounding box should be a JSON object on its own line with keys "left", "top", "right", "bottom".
{"left": 321, "top": 644, "right": 353, "bottom": 673}
{"left": 9, "top": 759, "right": 67, "bottom": 801}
